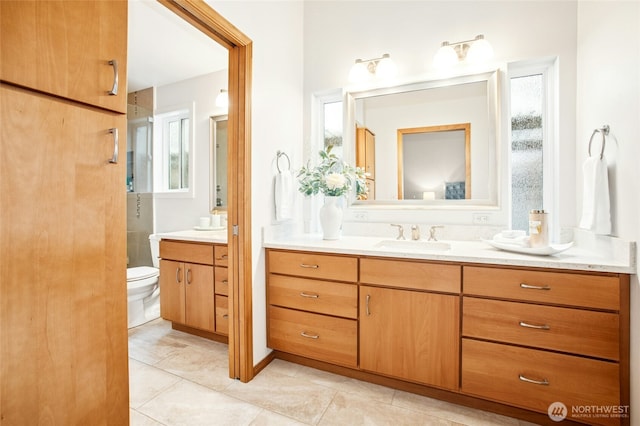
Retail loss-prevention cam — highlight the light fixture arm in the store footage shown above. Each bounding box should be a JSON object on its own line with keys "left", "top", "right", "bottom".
{"left": 354, "top": 53, "right": 391, "bottom": 74}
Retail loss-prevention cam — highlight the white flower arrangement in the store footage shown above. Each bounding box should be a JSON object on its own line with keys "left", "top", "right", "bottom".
{"left": 297, "top": 145, "right": 368, "bottom": 198}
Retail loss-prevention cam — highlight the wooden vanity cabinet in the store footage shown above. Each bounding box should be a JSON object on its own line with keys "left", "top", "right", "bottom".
{"left": 359, "top": 258, "right": 461, "bottom": 390}
{"left": 160, "top": 240, "right": 215, "bottom": 332}
{"left": 461, "top": 265, "right": 629, "bottom": 425}
{"left": 267, "top": 250, "right": 358, "bottom": 367}
{"left": 356, "top": 126, "right": 375, "bottom": 199}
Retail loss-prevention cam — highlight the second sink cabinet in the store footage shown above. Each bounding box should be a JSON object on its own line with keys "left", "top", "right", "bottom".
{"left": 159, "top": 240, "right": 228, "bottom": 338}
{"left": 359, "top": 258, "right": 461, "bottom": 390}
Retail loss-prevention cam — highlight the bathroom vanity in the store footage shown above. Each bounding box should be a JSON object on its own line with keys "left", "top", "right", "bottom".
{"left": 264, "top": 232, "right": 634, "bottom": 426}
{"left": 155, "top": 230, "right": 228, "bottom": 342}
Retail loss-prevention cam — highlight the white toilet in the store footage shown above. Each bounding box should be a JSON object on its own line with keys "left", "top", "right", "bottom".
{"left": 126, "top": 234, "right": 161, "bottom": 328}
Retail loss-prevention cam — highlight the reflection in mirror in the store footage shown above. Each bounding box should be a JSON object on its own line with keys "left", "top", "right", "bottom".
{"left": 210, "top": 115, "right": 228, "bottom": 211}
{"left": 397, "top": 123, "right": 470, "bottom": 200}
{"left": 345, "top": 70, "right": 498, "bottom": 207}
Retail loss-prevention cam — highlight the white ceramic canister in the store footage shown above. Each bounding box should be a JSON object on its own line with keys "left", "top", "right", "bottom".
{"left": 528, "top": 209, "right": 549, "bottom": 248}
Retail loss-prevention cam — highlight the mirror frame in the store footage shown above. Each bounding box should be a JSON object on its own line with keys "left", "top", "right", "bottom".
{"left": 397, "top": 123, "right": 471, "bottom": 200}
{"left": 343, "top": 69, "right": 500, "bottom": 209}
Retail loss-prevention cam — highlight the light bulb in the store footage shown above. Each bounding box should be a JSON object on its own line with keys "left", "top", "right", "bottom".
{"left": 215, "top": 90, "right": 228, "bottom": 108}
{"left": 349, "top": 60, "right": 369, "bottom": 83}
{"left": 375, "top": 55, "right": 397, "bottom": 80}
{"left": 433, "top": 43, "right": 458, "bottom": 68}
{"left": 466, "top": 37, "right": 493, "bottom": 63}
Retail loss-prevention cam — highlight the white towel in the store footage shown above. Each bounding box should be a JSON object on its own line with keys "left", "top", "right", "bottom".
{"left": 275, "top": 171, "right": 293, "bottom": 221}
{"left": 579, "top": 156, "right": 611, "bottom": 235}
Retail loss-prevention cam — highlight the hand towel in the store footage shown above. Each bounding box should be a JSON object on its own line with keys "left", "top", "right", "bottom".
{"left": 579, "top": 156, "right": 611, "bottom": 235}
{"left": 275, "top": 170, "right": 294, "bottom": 221}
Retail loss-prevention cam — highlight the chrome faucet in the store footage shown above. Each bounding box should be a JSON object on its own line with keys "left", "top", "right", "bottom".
{"left": 391, "top": 224, "right": 405, "bottom": 240}
{"left": 411, "top": 225, "right": 420, "bottom": 240}
{"left": 428, "top": 225, "right": 444, "bottom": 241}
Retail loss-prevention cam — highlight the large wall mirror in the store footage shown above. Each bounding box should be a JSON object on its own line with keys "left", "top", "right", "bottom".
{"left": 344, "top": 70, "right": 499, "bottom": 208}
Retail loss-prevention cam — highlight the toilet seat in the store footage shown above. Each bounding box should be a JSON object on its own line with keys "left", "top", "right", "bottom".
{"left": 127, "top": 266, "right": 159, "bottom": 289}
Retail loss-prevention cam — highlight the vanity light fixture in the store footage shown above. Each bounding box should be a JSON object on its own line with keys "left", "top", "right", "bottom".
{"left": 433, "top": 34, "right": 493, "bottom": 68}
{"left": 348, "top": 53, "right": 397, "bottom": 83}
{"left": 215, "top": 89, "right": 228, "bottom": 108}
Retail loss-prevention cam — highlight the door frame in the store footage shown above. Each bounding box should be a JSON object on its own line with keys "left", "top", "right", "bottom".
{"left": 158, "top": 0, "right": 254, "bottom": 382}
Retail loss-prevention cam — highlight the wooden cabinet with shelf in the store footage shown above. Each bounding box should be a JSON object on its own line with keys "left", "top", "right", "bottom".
{"left": 266, "top": 250, "right": 358, "bottom": 367}
{"left": 461, "top": 265, "right": 629, "bottom": 425}
{"left": 359, "top": 258, "right": 460, "bottom": 390}
{"left": 1, "top": 1, "right": 128, "bottom": 114}
{"left": 1, "top": 1, "right": 128, "bottom": 422}
{"left": 159, "top": 240, "right": 229, "bottom": 339}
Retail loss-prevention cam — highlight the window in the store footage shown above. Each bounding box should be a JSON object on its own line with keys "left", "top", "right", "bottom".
{"left": 509, "top": 60, "right": 557, "bottom": 235}
{"left": 154, "top": 105, "right": 194, "bottom": 196}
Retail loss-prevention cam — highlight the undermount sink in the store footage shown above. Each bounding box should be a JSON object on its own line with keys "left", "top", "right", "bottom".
{"left": 374, "top": 239, "right": 451, "bottom": 251}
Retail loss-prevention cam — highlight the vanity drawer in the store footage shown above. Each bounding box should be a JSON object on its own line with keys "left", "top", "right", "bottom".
{"left": 462, "top": 339, "right": 620, "bottom": 425}
{"left": 463, "top": 266, "right": 620, "bottom": 310}
{"left": 215, "top": 295, "right": 228, "bottom": 335}
{"left": 214, "top": 245, "right": 228, "bottom": 266}
{"left": 268, "top": 306, "right": 357, "bottom": 367}
{"left": 267, "top": 250, "right": 358, "bottom": 283}
{"left": 268, "top": 274, "right": 357, "bottom": 319}
{"left": 215, "top": 266, "right": 228, "bottom": 295}
{"left": 360, "top": 258, "right": 460, "bottom": 293}
{"left": 160, "top": 240, "right": 214, "bottom": 265}
{"left": 463, "top": 297, "right": 620, "bottom": 360}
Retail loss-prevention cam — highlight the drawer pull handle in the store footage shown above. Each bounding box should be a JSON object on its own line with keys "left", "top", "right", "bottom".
{"left": 222, "top": 280, "right": 228, "bottom": 284}
{"left": 518, "top": 374, "right": 549, "bottom": 386}
{"left": 300, "top": 331, "right": 319, "bottom": 339}
{"left": 300, "top": 263, "right": 319, "bottom": 269}
{"left": 519, "top": 321, "right": 550, "bottom": 330}
{"left": 520, "top": 283, "right": 551, "bottom": 290}
{"left": 186, "top": 268, "right": 192, "bottom": 284}
{"left": 176, "top": 267, "right": 182, "bottom": 283}
{"left": 366, "top": 294, "right": 371, "bottom": 316}
{"left": 217, "top": 254, "right": 228, "bottom": 260}
{"left": 300, "top": 292, "right": 319, "bottom": 299}
{"left": 108, "top": 128, "right": 119, "bottom": 164}
{"left": 222, "top": 314, "right": 229, "bottom": 319}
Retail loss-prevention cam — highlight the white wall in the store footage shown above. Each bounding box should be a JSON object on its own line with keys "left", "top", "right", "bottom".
{"left": 303, "top": 1, "right": 578, "bottom": 228}
{"left": 154, "top": 70, "right": 228, "bottom": 233}
{"left": 576, "top": 1, "right": 639, "bottom": 419}
{"left": 206, "top": 0, "right": 304, "bottom": 364}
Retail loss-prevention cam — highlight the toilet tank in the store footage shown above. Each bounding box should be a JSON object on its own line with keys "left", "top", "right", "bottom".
{"left": 148, "top": 234, "right": 161, "bottom": 268}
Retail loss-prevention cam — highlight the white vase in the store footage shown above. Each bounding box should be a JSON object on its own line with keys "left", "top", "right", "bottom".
{"left": 319, "top": 196, "right": 343, "bottom": 240}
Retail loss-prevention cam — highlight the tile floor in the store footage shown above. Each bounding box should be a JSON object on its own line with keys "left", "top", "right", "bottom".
{"left": 129, "top": 319, "right": 537, "bottom": 426}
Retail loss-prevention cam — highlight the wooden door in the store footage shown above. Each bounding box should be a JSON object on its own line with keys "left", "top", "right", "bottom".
{"left": 159, "top": 260, "right": 186, "bottom": 324}
{"left": 185, "top": 263, "right": 215, "bottom": 332}
{"left": 359, "top": 285, "right": 460, "bottom": 390}
{"left": 0, "top": 0, "right": 128, "bottom": 113}
{"left": 0, "top": 84, "right": 128, "bottom": 424}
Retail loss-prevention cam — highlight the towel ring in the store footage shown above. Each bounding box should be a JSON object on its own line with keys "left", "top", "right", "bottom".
{"left": 588, "top": 124, "right": 609, "bottom": 159}
{"left": 276, "top": 151, "right": 290, "bottom": 173}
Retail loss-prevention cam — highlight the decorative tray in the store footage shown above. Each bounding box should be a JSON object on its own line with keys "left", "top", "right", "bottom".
{"left": 484, "top": 240, "right": 574, "bottom": 256}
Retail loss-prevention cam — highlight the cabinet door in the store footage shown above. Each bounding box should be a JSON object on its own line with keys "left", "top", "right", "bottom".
{"left": 160, "top": 260, "right": 186, "bottom": 324}
{"left": 0, "top": 1, "right": 127, "bottom": 113}
{"left": 359, "top": 286, "right": 460, "bottom": 390}
{"left": 185, "top": 263, "right": 214, "bottom": 332}
{"left": 0, "top": 84, "right": 128, "bottom": 424}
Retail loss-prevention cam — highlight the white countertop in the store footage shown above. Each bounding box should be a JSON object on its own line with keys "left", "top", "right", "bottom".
{"left": 155, "top": 229, "right": 228, "bottom": 244}
{"left": 263, "top": 232, "right": 636, "bottom": 274}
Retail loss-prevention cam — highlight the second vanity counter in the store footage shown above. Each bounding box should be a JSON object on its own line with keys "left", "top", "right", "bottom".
{"left": 155, "top": 228, "right": 228, "bottom": 244}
